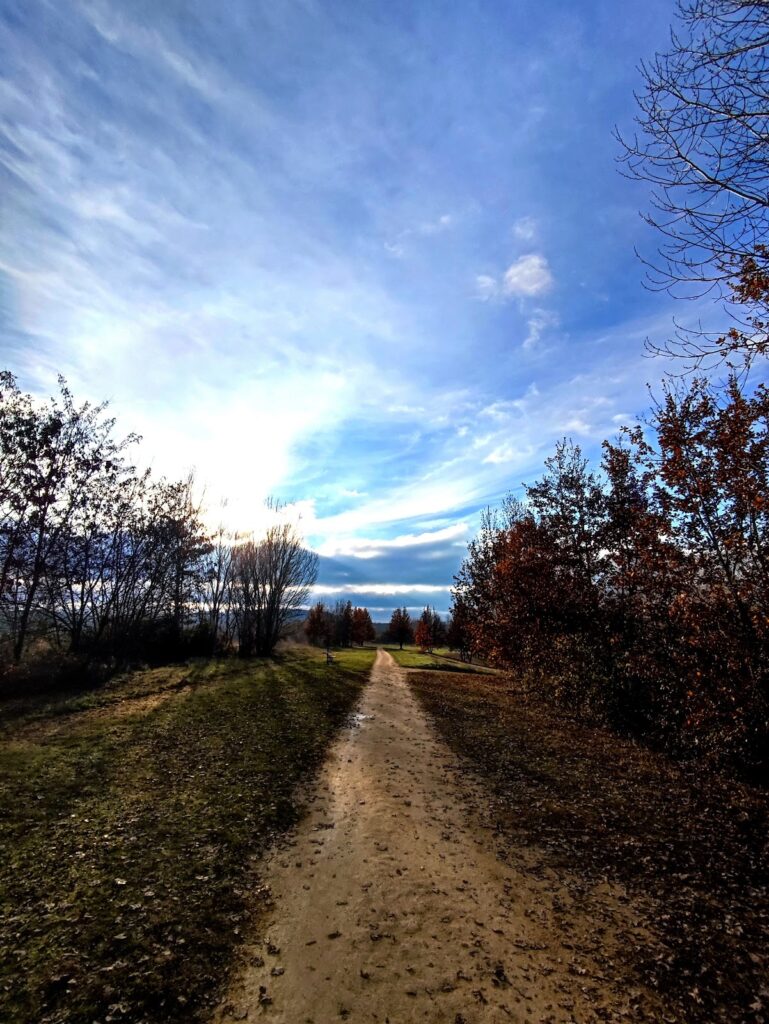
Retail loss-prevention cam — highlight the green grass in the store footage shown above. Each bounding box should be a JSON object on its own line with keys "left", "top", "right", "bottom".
{"left": 0, "top": 646, "right": 375, "bottom": 1024}
{"left": 384, "top": 644, "right": 485, "bottom": 672}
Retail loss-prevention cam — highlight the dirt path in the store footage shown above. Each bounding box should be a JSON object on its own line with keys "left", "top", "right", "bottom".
{"left": 216, "top": 650, "right": 659, "bottom": 1024}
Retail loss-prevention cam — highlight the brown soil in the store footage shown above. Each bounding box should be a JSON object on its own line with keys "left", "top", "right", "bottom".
{"left": 215, "top": 650, "right": 663, "bottom": 1023}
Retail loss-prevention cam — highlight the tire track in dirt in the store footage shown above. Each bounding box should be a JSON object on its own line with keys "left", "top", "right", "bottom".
{"left": 216, "top": 649, "right": 660, "bottom": 1023}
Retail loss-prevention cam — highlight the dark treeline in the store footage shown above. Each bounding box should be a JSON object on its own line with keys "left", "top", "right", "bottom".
{"left": 0, "top": 372, "right": 317, "bottom": 685}
{"left": 304, "top": 600, "right": 376, "bottom": 648}
{"left": 385, "top": 607, "right": 413, "bottom": 650}
{"left": 451, "top": 375, "right": 769, "bottom": 776}
{"left": 382, "top": 606, "right": 447, "bottom": 652}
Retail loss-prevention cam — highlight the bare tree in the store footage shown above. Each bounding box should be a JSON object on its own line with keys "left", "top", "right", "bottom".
{"left": 618, "top": 0, "right": 769, "bottom": 365}
{"left": 199, "top": 521, "right": 234, "bottom": 653}
{"left": 42, "top": 460, "right": 140, "bottom": 654}
{"left": 231, "top": 514, "right": 318, "bottom": 657}
{"left": 153, "top": 474, "right": 210, "bottom": 639}
{"left": 1, "top": 374, "right": 315, "bottom": 673}
{"left": 0, "top": 373, "right": 138, "bottom": 661}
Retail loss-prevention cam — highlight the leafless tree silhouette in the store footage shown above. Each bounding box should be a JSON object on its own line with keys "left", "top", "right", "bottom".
{"left": 618, "top": 1, "right": 769, "bottom": 367}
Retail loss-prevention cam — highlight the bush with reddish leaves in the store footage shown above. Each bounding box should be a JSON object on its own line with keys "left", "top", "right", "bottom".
{"left": 453, "top": 378, "right": 769, "bottom": 777}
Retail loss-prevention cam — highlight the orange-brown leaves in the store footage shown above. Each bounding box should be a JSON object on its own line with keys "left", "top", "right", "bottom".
{"left": 452, "top": 382, "right": 769, "bottom": 775}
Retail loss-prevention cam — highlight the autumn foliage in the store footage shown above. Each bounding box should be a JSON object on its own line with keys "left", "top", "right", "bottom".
{"left": 304, "top": 600, "right": 375, "bottom": 648}
{"left": 414, "top": 606, "right": 446, "bottom": 653}
{"left": 453, "top": 376, "right": 769, "bottom": 776}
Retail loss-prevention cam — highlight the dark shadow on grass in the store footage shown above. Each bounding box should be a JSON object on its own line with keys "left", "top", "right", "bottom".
{"left": 409, "top": 669, "right": 769, "bottom": 1024}
{"left": 0, "top": 649, "right": 375, "bottom": 1024}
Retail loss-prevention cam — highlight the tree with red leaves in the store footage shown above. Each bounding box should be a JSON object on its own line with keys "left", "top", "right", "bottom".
{"left": 305, "top": 601, "right": 332, "bottom": 647}
{"left": 351, "top": 606, "right": 376, "bottom": 646}
{"left": 453, "top": 382, "right": 769, "bottom": 773}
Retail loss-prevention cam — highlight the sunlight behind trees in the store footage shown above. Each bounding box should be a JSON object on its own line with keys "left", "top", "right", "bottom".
{"left": 0, "top": 373, "right": 318, "bottom": 673}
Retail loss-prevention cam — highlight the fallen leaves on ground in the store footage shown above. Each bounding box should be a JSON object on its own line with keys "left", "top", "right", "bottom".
{"left": 0, "top": 648, "right": 374, "bottom": 1024}
{"left": 410, "top": 670, "right": 769, "bottom": 1024}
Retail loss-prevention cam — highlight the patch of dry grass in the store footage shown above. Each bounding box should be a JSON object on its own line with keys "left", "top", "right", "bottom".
{"left": 0, "top": 647, "right": 374, "bottom": 1024}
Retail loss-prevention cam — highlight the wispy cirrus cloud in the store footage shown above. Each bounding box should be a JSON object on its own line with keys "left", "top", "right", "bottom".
{"left": 313, "top": 583, "right": 451, "bottom": 597}
{"left": 523, "top": 308, "right": 560, "bottom": 350}
{"left": 513, "top": 216, "right": 538, "bottom": 241}
{"left": 317, "top": 524, "right": 468, "bottom": 560}
{"left": 0, "top": 0, "right": 723, "bottom": 615}
{"left": 384, "top": 212, "right": 455, "bottom": 258}
{"left": 475, "top": 274, "right": 500, "bottom": 301}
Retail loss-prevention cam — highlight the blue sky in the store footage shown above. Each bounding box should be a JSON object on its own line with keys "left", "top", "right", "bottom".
{"left": 0, "top": 0, "right": 730, "bottom": 616}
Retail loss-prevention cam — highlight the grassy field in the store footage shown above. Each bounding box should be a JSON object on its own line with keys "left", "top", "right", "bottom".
{"left": 0, "top": 646, "right": 375, "bottom": 1024}
{"left": 384, "top": 644, "right": 487, "bottom": 672}
{"left": 409, "top": 669, "right": 769, "bottom": 1024}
